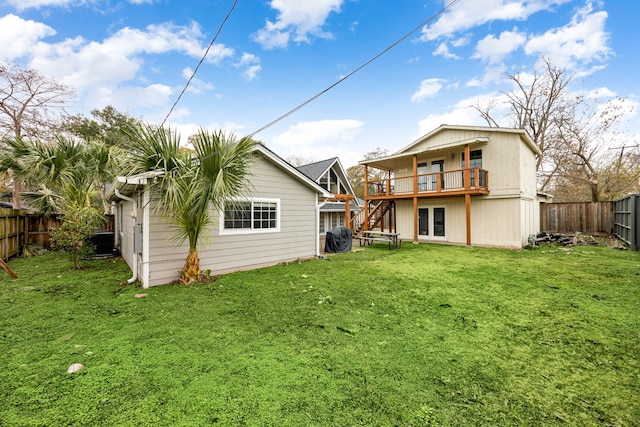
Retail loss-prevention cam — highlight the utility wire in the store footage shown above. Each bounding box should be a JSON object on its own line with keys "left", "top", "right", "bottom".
{"left": 243, "top": 0, "right": 462, "bottom": 140}
{"left": 159, "top": 0, "right": 239, "bottom": 130}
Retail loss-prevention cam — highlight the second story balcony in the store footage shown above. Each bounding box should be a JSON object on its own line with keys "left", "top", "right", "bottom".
{"left": 365, "top": 168, "right": 489, "bottom": 200}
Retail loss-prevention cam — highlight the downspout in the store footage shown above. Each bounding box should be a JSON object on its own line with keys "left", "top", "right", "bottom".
{"left": 114, "top": 187, "right": 138, "bottom": 285}
{"left": 316, "top": 194, "right": 321, "bottom": 256}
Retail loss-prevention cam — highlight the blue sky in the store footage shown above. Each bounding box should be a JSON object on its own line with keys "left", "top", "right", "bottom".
{"left": 0, "top": 0, "right": 637, "bottom": 167}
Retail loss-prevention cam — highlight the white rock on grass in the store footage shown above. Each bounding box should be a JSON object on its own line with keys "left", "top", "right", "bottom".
{"left": 66, "top": 363, "right": 84, "bottom": 373}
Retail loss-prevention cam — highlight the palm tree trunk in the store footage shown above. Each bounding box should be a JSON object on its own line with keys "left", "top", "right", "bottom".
{"left": 181, "top": 249, "right": 201, "bottom": 285}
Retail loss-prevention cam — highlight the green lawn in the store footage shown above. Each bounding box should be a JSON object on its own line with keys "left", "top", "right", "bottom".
{"left": 0, "top": 243, "right": 638, "bottom": 426}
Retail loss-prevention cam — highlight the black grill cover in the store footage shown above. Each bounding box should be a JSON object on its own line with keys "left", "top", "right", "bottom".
{"left": 324, "top": 226, "right": 352, "bottom": 253}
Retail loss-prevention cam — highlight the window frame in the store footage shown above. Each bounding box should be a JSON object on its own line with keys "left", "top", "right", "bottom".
{"left": 220, "top": 198, "right": 281, "bottom": 235}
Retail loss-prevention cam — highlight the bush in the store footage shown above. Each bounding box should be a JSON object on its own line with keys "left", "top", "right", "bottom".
{"left": 50, "top": 203, "right": 104, "bottom": 269}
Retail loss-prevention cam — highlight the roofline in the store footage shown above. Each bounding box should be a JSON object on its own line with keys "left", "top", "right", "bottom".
{"left": 107, "top": 144, "right": 333, "bottom": 201}
{"left": 255, "top": 144, "right": 332, "bottom": 197}
{"left": 360, "top": 124, "right": 540, "bottom": 166}
{"left": 299, "top": 157, "right": 358, "bottom": 198}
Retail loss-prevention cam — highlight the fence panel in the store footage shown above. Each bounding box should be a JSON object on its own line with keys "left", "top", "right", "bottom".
{"left": 545, "top": 202, "right": 614, "bottom": 234}
{"left": 0, "top": 209, "right": 25, "bottom": 260}
{"left": 614, "top": 194, "right": 639, "bottom": 251}
{"left": 0, "top": 211, "right": 115, "bottom": 260}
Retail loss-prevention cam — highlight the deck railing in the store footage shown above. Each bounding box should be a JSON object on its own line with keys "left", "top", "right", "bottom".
{"left": 366, "top": 168, "right": 488, "bottom": 197}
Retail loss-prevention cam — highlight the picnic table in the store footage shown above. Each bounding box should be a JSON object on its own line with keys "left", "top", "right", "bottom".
{"left": 358, "top": 230, "right": 401, "bottom": 249}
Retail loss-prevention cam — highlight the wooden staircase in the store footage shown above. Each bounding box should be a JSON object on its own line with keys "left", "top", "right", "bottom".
{"left": 351, "top": 200, "right": 395, "bottom": 236}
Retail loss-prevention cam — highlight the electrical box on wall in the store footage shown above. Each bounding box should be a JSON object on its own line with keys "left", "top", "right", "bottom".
{"left": 133, "top": 225, "right": 143, "bottom": 254}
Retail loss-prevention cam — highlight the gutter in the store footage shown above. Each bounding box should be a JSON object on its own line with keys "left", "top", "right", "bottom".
{"left": 114, "top": 187, "right": 138, "bottom": 285}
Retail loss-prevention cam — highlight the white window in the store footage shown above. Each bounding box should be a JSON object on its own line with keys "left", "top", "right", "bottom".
{"left": 222, "top": 199, "right": 280, "bottom": 234}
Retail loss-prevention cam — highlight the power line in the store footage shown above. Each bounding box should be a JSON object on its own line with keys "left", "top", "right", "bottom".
{"left": 244, "top": 0, "right": 462, "bottom": 140}
{"left": 159, "top": 0, "right": 239, "bottom": 130}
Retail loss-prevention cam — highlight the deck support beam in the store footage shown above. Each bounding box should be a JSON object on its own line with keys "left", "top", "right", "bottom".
{"left": 413, "top": 197, "right": 418, "bottom": 242}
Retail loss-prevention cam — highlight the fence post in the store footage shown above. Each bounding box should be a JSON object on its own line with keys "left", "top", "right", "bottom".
{"left": 633, "top": 195, "right": 639, "bottom": 251}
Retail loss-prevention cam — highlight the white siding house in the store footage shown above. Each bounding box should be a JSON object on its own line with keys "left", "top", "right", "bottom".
{"left": 109, "top": 144, "right": 331, "bottom": 288}
{"left": 359, "top": 125, "right": 543, "bottom": 248}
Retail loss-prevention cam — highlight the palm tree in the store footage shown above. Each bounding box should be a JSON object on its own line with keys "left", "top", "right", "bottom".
{"left": 125, "top": 124, "right": 256, "bottom": 284}
{"left": 0, "top": 135, "right": 116, "bottom": 267}
{"left": 0, "top": 136, "right": 120, "bottom": 213}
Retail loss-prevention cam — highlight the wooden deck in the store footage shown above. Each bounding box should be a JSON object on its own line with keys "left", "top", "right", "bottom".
{"left": 365, "top": 168, "right": 489, "bottom": 200}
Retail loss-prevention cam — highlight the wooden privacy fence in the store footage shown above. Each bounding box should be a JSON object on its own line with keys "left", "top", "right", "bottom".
{"left": 0, "top": 209, "right": 114, "bottom": 260}
{"left": 543, "top": 202, "right": 614, "bottom": 234}
{"left": 614, "top": 194, "right": 640, "bottom": 251}
{"left": 0, "top": 209, "right": 26, "bottom": 260}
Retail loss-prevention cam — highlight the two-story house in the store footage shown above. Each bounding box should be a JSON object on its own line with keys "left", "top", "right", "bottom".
{"left": 358, "top": 125, "right": 544, "bottom": 248}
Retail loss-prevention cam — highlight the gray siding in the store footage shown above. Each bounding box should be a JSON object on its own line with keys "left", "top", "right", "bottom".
{"left": 117, "top": 200, "right": 135, "bottom": 269}
{"left": 143, "top": 152, "right": 320, "bottom": 287}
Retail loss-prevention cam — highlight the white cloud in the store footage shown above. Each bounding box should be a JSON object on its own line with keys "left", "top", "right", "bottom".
{"left": 473, "top": 29, "right": 527, "bottom": 64}
{"left": 0, "top": 15, "right": 246, "bottom": 128}
{"left": 253, "top": 0, "right": 343, "bottom": 49}
{"left": 271, "top": 118, "right": 363, "bottom": 165}
{"left": 465, "top": 64, "right": 507, "bottom": 88}
{"left": 85, "top": 83, "right": 173, "bottom": 112}
{"left": 524, "top": 3, "right": 610, "bottom": 68}
{"left": 6, "top": 18, "right": 235, "bottom": 114}
{"left": 411, "top": 78, "right": 446, "bottom": 103}
{"left": 237, "top": 52, "right": 260, "bottom": 66}
{"left": 421, "top": 0, "right": 571, "bottom": 41}
{"left": 242, "top": 65, "right": 262, "bottom": 81}
{"left": 0, "top": 14, "right": 56, "bottom": 59}
{"left": 4, "top": 0, "right": 80, "bottom": 11}
{"left": 416, "top": 95, "right": 495, "bottom": 136}
{"left": 181, "top": 67, "right": 215, "bottom": 94}
{"left": 586, "top": 87, "right": 616, "bottom": 99}
{"left": 235, "top": 53, "right": 262, "bottom": 81}
{"left": 27, "top": 21, "right": 233, "bottom": 90}
{"left": 433, "top": 42, "right": 459, "bottom": 59}
{"left": 5, "top": 0, "right": 153, "bottom": 10}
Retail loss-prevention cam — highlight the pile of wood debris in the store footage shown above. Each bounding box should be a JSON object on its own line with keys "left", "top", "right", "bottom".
{"left": 530, "top": 232, "right": 627, "bottom": 249}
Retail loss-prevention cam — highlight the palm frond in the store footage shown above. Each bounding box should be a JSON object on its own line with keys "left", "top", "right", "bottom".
{"left": 21, "top": 185, "right": 62, "bottom": 217}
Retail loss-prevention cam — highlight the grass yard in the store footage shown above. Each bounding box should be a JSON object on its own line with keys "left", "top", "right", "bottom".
{"left": 0, "top": 243, "right": 638, "bottom": 426}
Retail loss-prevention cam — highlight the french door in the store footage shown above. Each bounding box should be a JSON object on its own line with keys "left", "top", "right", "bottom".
{"left": 431, "top": 160, "right": 444, "bottom": 190}
{"left": 418, "top": 207, "right": 446, "bottom": 238}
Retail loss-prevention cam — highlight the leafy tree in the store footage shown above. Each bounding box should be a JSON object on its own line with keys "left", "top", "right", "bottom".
{"left": 125, "top": 123, "right": 257, "bottom": 284}
{"left": 63, "top": 105, "right": 141, "bottom": 147}
{"left": 50, "top": 202, "right": 104, "bottom": 269}
{"left": 346, "top": 148, "right": 389, "bottom": 199}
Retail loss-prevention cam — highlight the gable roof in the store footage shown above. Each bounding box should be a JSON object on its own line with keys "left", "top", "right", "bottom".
{"left": 256, "top": 144, "right": 332, "bottom": 197}
{"left": 397, "top": 124, "right": 539, "bottom": 155}
{"left": 360, "top": 124, "right": 540, "bottom": 170}
{"left": 296, "top": 157, "right": 359, "bottom": 205}
{"left": 296, "top": 158, "right": 338, "bottom": 181}
{"left": 107, "top": 144, "right": 332, "bottom": 201}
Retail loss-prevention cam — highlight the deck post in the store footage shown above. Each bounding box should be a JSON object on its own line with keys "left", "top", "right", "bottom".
{"left": 463, "top": 144, "right": 471, "bottom": 190}
{"left": 363, "top": 165, "right": 369, "bottom": 231}
{"left": 412, "top": 155, "right": 418, "bottom": 195}
{"left": 413, "top": 197, "right": 418, "bottom": 242}
{"left": 465, "top": 193, "right": 471, "bottom": 246}
{"left": 413, "top": 154, "right": 419, "bottom": 241}
{"left": 345, "top": 198, "right": 351, "bottom": 230}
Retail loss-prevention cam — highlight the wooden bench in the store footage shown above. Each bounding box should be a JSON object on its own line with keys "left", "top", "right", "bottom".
{"left": 357, "top": 236, "right": 399, "bottom": 249}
